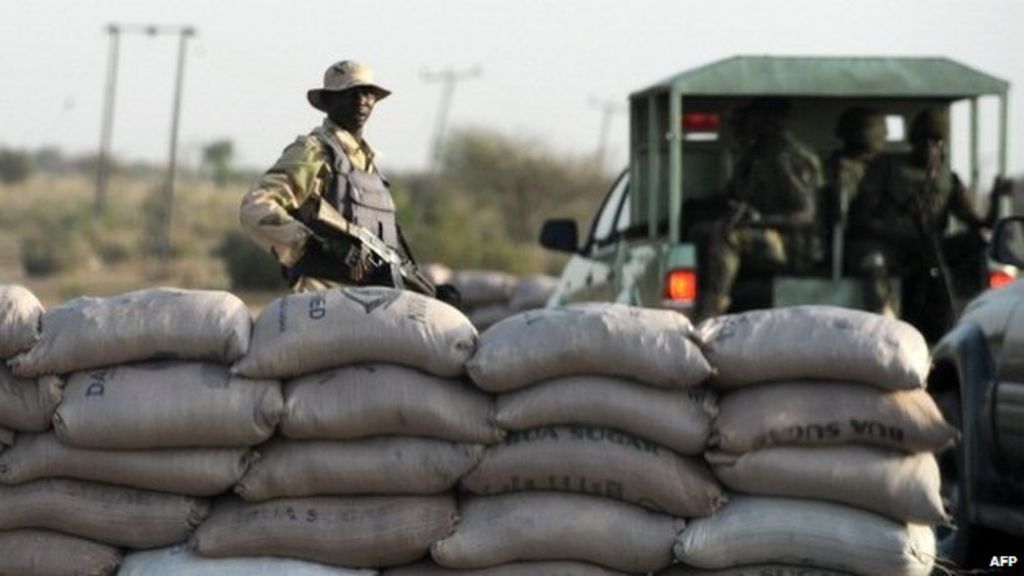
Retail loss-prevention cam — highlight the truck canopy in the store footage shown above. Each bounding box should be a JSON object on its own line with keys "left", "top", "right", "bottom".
{"left": 633, "top": 55, "right": 1009, "bottom": 99}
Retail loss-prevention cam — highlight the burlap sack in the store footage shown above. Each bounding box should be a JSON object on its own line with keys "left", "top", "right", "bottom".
{"left": 0, "top": 478, "right": 209, "bottom": 548}
{"left": 0, "top": 433, "right": 251, "bottom": 496}
{"left": 0, "top": 529, "right": 122, "bottom": 576}
{"left": 9, "top": 288, "right": 250, "bottom": 377}
{"left": 657, "top": 566, "right": 854, "bottom": 575}
{"left": 233, "top": 287, "right": 477, "bottom": 380}
{"left": 431, "top": 492, "right": 683, "bottom": 573}
{"left": 0, "top": 285, "right": 42, "bottom": 359}
{"left": 237, "top": 438, "right": 482, "bottom": 501}
{"left": 384, "top": 561, "right": 628, "bottom": 575}
{"left": 282, "top": 364, "right": 502, "bottom": 444}
{"left": 707, "top": 446, "right": 946, "bottom": 524}
{"left": 467, "top": 304, "right": 712, "bottom": 392}
{"left": 118, "top": 545, "right": 377, "bottom": 576}
{"left": 55, "top": 362, "right": 281, "bottom": 449}
{"left": 712, "top": 382, "right": 957, "bottom": 454}
{"left": 673, "top": 497, "right": 935, "bottom": 576}
{"left": 462, "top": 426, "right": 723, "bottom": 517}
{"left": 495, "top": 377, "right": 715, "bottom": 455}
{"left": 696, "top": 306, "right": 929, "bottom": 390}
{"left": 450, "top": 270, "right": 516, "bottom": 307}
{"left": 509, "top": 275, "right": 559, "bottom": 311}
{"left": 469, "top": 303, "right": 515, "bottom": 330}
{"left": 196, "top": 495, "right": 457, "bottom": 568}
{"left": 0, "top": 365, "right": 60, "bottom": 431}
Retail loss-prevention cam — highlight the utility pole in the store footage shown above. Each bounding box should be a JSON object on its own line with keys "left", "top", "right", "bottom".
{"left": 422, "top": 66, "right": 481, "bottom": 171}
{"left": 95, "top": 25, "right": 121, "bottom": 213}
{"left": 157, "top": 26, "right": 196, "bottom": 263}
{"left": 589, "top": 97, "right": 625, "bottom": 168}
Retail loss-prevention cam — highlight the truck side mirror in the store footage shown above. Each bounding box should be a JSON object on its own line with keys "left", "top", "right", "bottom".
{"left": 992, "top": 216, "right": 1024, "bottom": 267}
{"left": 540, "top": 219, "right": 579, "bottom": 253}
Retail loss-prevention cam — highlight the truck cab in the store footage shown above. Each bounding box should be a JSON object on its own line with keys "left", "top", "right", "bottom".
{"left": 541, "top": 56, "right": 1012, "bottom": 322}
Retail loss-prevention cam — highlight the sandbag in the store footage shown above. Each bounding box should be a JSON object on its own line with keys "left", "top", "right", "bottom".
{"left": 282, "top": 364, "right": 502, "bottom": 444}
{"left": 0, "top": 285, "right": 43, "bottom": 358}
{"left": 237, "top": 438, "right": 482, "bottom": 501}
{"left": 0, "top": 529, "right": 122, "bottom": 576}
{"left": 469, "top": 303, "right": 515, "bottom": 330}
{"left": 673, "top": 497, "right": 935, "bottom": 576}
{"left": 467, "top": 304, "right": 712, "bottom": 392}
{"left": 0, "top": 365, "right": 60, "bottom": 431}
{"left": 462, "top": 426, "right": 723, "bottom": 517}
{"left": 0, "top": 433, "right": 251, "bottom": 496}
{"left": 707, "top": 446, "right": 946, "bottom": 524}
{"left": 0, "top": 427, "right": 11, "bottom": 448}
{"left": 431, "top": 492, "right": 683, "bottom": 573}
{"left": 449, "top": 270, "right": 516, "bottom": 307}
{"left": 0, "top": 478, "right": 209, "bottom": 548}
{"left": 384, "top": 561, "right": 628, "bottom": 576}
{"left": 696, "top": 306, "right": 929, "bottom": 390}
{"left": 234, "top": 287, "right": 477, "bottom": 380}
{"left": 9, "top": 288, "right": 250, "bottom": 377}
{"left": 712, "top": 382, "right": 957, "bottom": 454}
{"left": 118, "top": 544, "right": 377, "bottom": 576}
{"left": 657, "top": 566, "right": 853, "bottom": 575}
{"left": 196, "top": 495, "right": 457, "bottom": 568}
{"left": 55, "top": 362, "right": 281, "bottom": 449}
{"left": 495, "top": 376, "right": 715, "bottom": 455}
{"left": 509, "top": 275, "right": 559, "bottom": 311}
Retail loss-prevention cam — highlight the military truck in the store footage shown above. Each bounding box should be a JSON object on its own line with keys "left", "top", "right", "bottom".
{"left": 540, "top": 56, "right": 1013, "bottom": 321}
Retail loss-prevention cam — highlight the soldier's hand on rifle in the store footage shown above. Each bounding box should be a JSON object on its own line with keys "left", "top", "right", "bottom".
{"left": 435, "top": 283, "right": 462, "bottom": 308}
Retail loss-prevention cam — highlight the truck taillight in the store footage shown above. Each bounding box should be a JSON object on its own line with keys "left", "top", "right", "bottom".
{"left": 989, "top": 269, "right": 1016, "bottom": 289}
{"left": 682, "top": 112, "right": 720, "bottom": 133}
{"left": 665, "top": 269, "right": 698, "bottom": 303}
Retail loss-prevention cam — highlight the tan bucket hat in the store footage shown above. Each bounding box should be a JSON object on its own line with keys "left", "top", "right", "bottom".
{"left": 307, "top": 60, "right": 391, "bottom": 111}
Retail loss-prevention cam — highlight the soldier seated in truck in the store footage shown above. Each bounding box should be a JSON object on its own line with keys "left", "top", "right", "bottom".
{"left": 692, "top": 99, "right": 824, "bottom": 321}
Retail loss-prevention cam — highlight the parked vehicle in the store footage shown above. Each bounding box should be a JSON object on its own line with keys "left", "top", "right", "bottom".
{"left": 930, "top": 216, "right": 1024, "bottom": 561}
{"left": 541, "top": 56, "right": 1012, "bottom": 327}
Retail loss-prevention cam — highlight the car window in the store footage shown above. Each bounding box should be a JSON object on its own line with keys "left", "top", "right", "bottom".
{"left": 588, "top": 172, "right": 629, "bottom": 248}
{"left": 615, "top": 188, "right": 631, "bottom": 233}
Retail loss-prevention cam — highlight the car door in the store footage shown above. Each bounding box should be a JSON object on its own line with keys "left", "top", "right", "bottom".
{"left": 551, "top": 172, "right": 631, "bottom": 305}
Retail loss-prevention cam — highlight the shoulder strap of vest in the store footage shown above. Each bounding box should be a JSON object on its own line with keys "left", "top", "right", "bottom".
{"left": 310, "top": 126, "right": 353, "bottom": 176}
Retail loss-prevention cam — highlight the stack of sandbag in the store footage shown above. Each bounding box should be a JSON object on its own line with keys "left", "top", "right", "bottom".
{"left": 118, "top": 543, "right": 377, "bottom": 576}
{"left": 669, "top": 306, "right": 953, "bottom": 576}
{"left": 398, "top": 304, "right": 716, "bottom": 575}
{"left": 196, "top": 286, "right": 485, "bottom": 570}
{"left": 507, "top": 274, "right": 559, "bottom": 312}
{"left": 1, "top": 288, "right": 264, "bottom": 575}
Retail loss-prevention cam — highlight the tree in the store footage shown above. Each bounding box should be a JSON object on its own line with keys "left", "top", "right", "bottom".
{"left": 202, "top": 140, "right": 234, "bottom": 187}
{"left": 0, "top": 148, "right": 33, "bottom": 184}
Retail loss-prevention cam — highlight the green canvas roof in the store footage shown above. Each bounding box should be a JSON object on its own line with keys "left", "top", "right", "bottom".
{"left": 633, "top": 56, "right": 1009, "bottom": 99}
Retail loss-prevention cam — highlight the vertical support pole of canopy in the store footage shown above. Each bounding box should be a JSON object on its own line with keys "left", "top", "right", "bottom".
{"left": 669, "top": 89, "right": 682, "bottom": 244}
{"left": 647, "top": 93, "right": 660, "bottom": 238}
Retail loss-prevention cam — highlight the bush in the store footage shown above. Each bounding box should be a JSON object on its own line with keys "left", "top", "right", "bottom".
{"left": 216, "top": 230, "right": 287, "bottom": 290}
{"left": 0, "top": 149, "right": 33, "bottom": 184}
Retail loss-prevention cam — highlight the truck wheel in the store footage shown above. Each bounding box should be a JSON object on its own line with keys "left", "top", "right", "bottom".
{"left": 934, "top": 388, "right": 973, "bottom": 566}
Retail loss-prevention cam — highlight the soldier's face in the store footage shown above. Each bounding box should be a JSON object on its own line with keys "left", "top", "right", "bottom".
{"left": 326, "top": 88, "right": 378, "bottom": 131}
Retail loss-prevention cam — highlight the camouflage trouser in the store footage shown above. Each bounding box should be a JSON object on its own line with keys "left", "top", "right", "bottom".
{"left": 694, "top": 222, "right": 788, "bottom": 319}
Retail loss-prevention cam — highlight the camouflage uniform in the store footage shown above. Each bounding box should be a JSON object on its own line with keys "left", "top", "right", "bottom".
{"left": 695, "top": 130, "right": 824, "bottom": 318}
{"left": 239, "top": 119, "right": 385, "bottom": 292}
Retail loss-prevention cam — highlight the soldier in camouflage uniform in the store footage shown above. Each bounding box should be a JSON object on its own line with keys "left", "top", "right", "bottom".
{"left": 847, "top": 107, "right": 1007, "bottom": 339}
{"left": 240, "top": 60, "right": 452, "bottom": 300}
{"left": 822, "top": 107, "right": 888, "bottom": 271}
{"left": 693, "top": 99, "right": 824, "bottom": 320}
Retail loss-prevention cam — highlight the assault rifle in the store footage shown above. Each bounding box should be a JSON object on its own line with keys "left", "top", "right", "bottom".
{"left": 297, "top": 199, "right": 437, "bottom": 297}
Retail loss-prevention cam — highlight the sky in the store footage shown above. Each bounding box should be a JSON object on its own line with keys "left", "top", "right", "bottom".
{"left": 2, "top": 0, "right": 1024, "bottom": 175}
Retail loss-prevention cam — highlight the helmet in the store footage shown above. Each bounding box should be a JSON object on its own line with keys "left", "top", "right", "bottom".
{"left": 909, "top": 108, "right": 948, "bottom": 143}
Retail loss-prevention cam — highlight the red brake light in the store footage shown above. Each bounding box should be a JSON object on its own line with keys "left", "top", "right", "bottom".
{"left": 989, "top": 269, "right": 1016, "bottom": 289}
{"left": 682, "top": 112, "right": 721, "bottom": 133}
{"left": 665, "top": 269, "right": 698, "bottom": 303}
